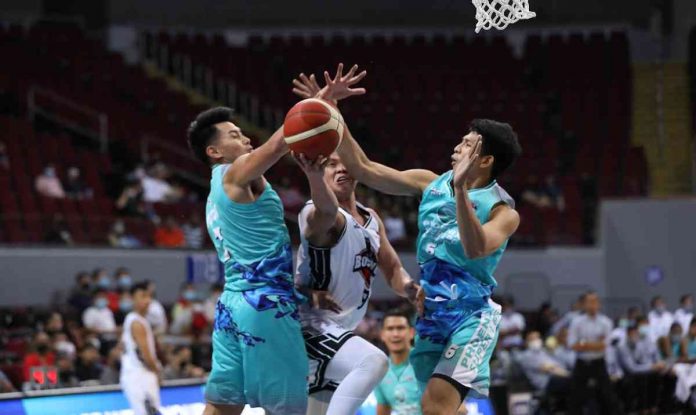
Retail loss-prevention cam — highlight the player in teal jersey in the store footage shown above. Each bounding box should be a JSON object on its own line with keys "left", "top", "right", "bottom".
{"left": 292, "top": 67, "right": 522, "bottom": 414}
{"left": 374, "top": 310, "right": 422, "bottom": 415}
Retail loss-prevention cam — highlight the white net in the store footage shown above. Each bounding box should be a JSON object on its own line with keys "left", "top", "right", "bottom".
{"left": 471, "top": 0, "right": 536, "bottom": 33}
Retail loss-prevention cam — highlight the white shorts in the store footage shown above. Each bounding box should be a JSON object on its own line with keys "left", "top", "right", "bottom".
{"left": 120, "top": 369, "right": 160, "bottom": 415}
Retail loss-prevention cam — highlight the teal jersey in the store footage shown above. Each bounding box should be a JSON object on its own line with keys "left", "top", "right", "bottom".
{"left": 374, "top": 359, "right": 421, "bottom": 415}
{"left": 417, "top": 171, "right": 514, "bottom": 288}
{"left": 205, "top": 164, "right": 294, "bottom": 295}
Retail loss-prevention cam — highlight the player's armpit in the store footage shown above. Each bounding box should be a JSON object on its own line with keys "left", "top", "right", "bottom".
{"left": 478, "top": 205, "right": 520, "bottom": 257}
{"left": 224, "top": 126, "right": 288, "bottom": 187}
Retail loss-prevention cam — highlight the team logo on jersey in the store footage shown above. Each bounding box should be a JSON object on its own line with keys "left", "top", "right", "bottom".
{"left": 354, "top": 237, "right": 377, "bottom": 310}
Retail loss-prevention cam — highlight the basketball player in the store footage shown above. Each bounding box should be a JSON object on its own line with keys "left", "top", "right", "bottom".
{"left": 294, "top": 66, "right": 521, "bottom": 415}
{"left": 120, "top": 282, "right": 161, "bottom": 415}
{"left": 293, "top": 151, "right": 420, "bottom": 415}
{"left": 374, "top": 309, "right": 421, "bottom": 415}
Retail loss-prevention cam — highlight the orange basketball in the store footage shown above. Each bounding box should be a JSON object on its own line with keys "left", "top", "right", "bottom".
{"left": 283, "top": 98, "right": 344, "bottom": 160}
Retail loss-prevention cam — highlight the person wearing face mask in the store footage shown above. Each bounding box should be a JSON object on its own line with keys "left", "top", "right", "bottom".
{"left": 35, "top": 163, "right": 65, "bottom": 199}
{"left": 674, "top": 294, "right": 694, "bottom": 334}
{"left": 115, "top": 291, "right": 134, "bottom": 325}
{"left": 648, "top": 296, "right": 674, "bottom": 342}
{"left": 52, "top": 332, "right": 77, "bottom": 359}
{"left": 518, "top": 331, "right": 571, "bottom": 409}
{"left": 55, "top": 353, "right": 79, "bottom": 387}
{"left": 22, "top": 332, "right": 56, "bottom": 382}
{"left": 617, "top": 325, "right": 666, "bottom": 414}
{"left": 145, "top": 281, "right": 168, "bottom": 336}
{"left": 170, "top": 283, "right": 198, "bottom": 335}
{"left": 82, "top": 289, "right": 117, "bottom": 337}
{"left": 658, "top": 323, "right": 684, "bottom": 363}
{"left": 115, "top": 268, "right": 133, "bottom": 292}
{"left": 499, "top": 296, "right": 526, "bottom": 349}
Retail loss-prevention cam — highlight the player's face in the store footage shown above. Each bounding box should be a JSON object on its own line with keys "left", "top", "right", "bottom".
{"left": 381, "top": 316, "right": 414, "bottom": 354}
{"left": 324, "top": 153, "right": 356, "bottom": 199}
{"left": 210, "top": 122, "right": 253, "bottom": 162}
{"left": 451, "top": 131, "right": 490, "bottom": 170}
{"left": 132, "top": 289, "right": 152, "bottom": 312}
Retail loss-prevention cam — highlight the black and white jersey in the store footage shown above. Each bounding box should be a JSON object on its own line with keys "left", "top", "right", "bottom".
{"left": 295, "top": 201, "right": 381, "bottom": 331}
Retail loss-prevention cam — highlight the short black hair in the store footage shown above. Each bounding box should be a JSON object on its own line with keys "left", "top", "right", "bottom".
{"left": 130, "top": 281, "right": 150, "bottom": 295}
{"left": 681, "top": 294, "right": 693, "bottom": 305}
{"left": 187, "top": 107, "right": 235, "bottom": 164}
{"left": 650, "top": 296, "right": 663, "bottom": 307}
{"left": 626, "top": 324, "right": 639, "bottom": 334}
{"left": 382, "top": 308, "right": 414, "bottom": 328}
{"left": 469, "top": 119, "right": 522, "bottom": 178}
{"left": 635, "top": 315, "right": 649, "bottom": 325}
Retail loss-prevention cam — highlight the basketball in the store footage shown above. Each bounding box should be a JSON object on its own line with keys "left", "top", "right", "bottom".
{"left": 283, "top": 98, "right": 344, "bottom": 160}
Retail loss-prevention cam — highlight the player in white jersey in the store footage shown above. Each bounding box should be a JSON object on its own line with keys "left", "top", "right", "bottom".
{"left": 120, "top": 282, "right": 162, "bottom": 415}
{"left": 293, "top": 151, "right": 420, "bottom": 415}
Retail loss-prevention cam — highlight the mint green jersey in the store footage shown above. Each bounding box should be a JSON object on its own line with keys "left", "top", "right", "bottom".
{"left": 374, "top": 359, "right": 421, "bottom": 415}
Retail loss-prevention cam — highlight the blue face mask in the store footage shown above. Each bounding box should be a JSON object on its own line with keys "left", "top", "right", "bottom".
{"left": 119, "top": 299, "right": 133, "bottom": 312}
{"left": 98, "top": 278, "right": 111, "bottom": 289}
{"left": 118, "top": 276, "right": 132, "bottom": 288}
{"left": 639, "top": 325, "right": 651, "bottom": 338}
{"left": 183, "top": 291, "right": 197, "bottom": 301}
{"left": 95, "top": 298, "right": 109, "bottom": 309}
{"left": 619, "top": 318, "right": 630, "bottom": 328}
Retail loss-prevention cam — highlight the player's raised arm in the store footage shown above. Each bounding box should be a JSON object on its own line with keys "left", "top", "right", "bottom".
{"left": 226, "top": 126, "right": 288, "bottom": 187}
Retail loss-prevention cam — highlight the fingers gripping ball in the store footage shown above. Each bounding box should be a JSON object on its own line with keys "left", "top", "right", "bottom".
{"left": 283, "top": 98, "right": 344, "bottom": 160}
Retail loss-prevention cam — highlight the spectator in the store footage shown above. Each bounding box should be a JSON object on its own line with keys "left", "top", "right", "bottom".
{"left": 658, "top": 322, "right": 684, "bottom": 362}
{"left": 43, "top": 214, "right": 73, "bottom": 245}
{"left": 22, "top": 332, "right": 56, "bottom": 382}
{"left": 182, "top": 214, "right": 205, "bottom": 249}
{"left": 648, "top": 296, "right": 674, "bottom": 342}
{"left": 82, "top": 289, "right": 117, "bottom": 336}
{"left": 55, "top": 353, "right": 79, "bottom": 388}
{"left": 52, "top": 332, "right": 76, "bottom": 359}
{"left": 383, "top": 204, "right": 407, "bottom": 244}
{"left": 536, "top": 302, "right": 558, "bottom": 338}
{"left": 0, "top": 141, "right": 10, "bottom": 170}
{"left": 0, "top": 368, "right": 17, "bottom": 392}
{"left": 552, "top": 327, "right": 577, "bottom": 371}
{"left": 68, "top": 271, "right": 93, "bottom": 314}
{"left": 91, "top": 268, "right": 111, "bottom": 290}
{"left": 115, "top": 291, "right": 133, "bottom": 325}
{"left": 204, "top": 283, "right": 224, "bottom": 324}
{"left": 140, "top": 163, "right": 174, "bottom": 203}
{"left": 108, "top": 220, "right": 142, "bottom": 248}
{"left": 75, "top": 344, "right": 103, "bottom": 382}
{"left": 170, "top": 283, "right": 203, "bottom": 335}
{"left": 618, "top": 325, "right": 667, "bottom": 413}
{"left": 114, "top": 268, "right": 133, "bottom": 292}
{"left": 499, "top": 296, "right": 525, "bottom": 349}
{"left": 100, "top": 345, "right": 122, "bottom": 385}
{"left": 64, "top": 166, "right": 92, "bottom": 199}
{"left": 541, "top": 175, "right": 565, "bottom": 211}
{"left": 567, "top": 292, "right": 623, "bottom": 415}
{"left": 145, "top": 280, "right": 168, "bottom": 336}
{"left": 163, "top": 346, "right": 205, "bottom": 380}
{"left": 154, "top": 216, "right": 185, "bottom": 248}
{"left": 44, "top": 312, "right": 64, "bottom": 336}
{"left": 551, "top": 293, "right": 586, "bottom": 335}
{"left": 35, "top": 164, "right": 65, "bottom": 199}
{"left": 674, "top": 294, "right": 694, "bottom": 334}
{"left": 681, "top": 319, "right": 696, "bottom": 362}
{"left": 116, "top": 180, "right": 146, "bottom": 217}
{"left": 276, "top": 177, "right": 305, "bottom": 214}
{"left": 517, "top": 331, "right": 571, "bottom": 407}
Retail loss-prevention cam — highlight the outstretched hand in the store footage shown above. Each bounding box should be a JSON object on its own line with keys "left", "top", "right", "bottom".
{"left": 292, "top": 152, "right": 329, "bottom": 179}
{"left": 291, "top": 63, "right": 366, "bottom": 102}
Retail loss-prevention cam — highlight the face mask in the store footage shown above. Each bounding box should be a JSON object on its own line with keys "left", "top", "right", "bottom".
{"left": 95, "top": 298, "right": 109, "bottom": 309}
{"left": 619, "top": 318, "right": 630, "bottom": 328}
{"left": 183, "top": 291, "right": 197, "bottom": 301}
{"left": 118, "top": 276, "right": 132, "bottom": 288}
{"left": 655, "top": 305, "right": 666, "bottom": 313}
{"left": 639, "top": 325, "right": 651, "bottom": 338}
{"left": 55, "top": 341, "right": 76, "bottom": 357}
{"left": 98, "top": 278, "right": 111, "bottom": 289}
{"left": 528, "top": 339, "right": 543, "bottom": 350}
{"left": 119, "top": 299, "right": 133, "bottom": 312}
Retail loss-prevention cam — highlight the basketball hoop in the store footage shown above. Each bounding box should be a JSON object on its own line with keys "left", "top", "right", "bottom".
{"left": 471, "top": 0, "right": 536, "bottom": 33}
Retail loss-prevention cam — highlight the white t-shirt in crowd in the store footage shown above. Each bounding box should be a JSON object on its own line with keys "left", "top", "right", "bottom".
{"left": 141, "top": 176, "right": 171, "bottom": 203}
{"left": 82, "top": 306, "right": 116, "bottom": 333}
{"left": 674, "top": 308, "right": 694, "bottom": 334}
{"left": 648, "top": 309, "right": 674, "bottom": 340}
{"left": 500, "top": 311, "right": 526, "bottom": 348}
{"left": 146, "top": 300, "right": 168, "bottom": 335}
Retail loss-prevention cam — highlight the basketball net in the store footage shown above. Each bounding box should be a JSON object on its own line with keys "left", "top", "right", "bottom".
{"left": 471, "top": 0, "right": 536, "bottom": 33}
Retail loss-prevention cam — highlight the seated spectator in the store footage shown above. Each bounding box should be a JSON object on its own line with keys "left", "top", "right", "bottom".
{"left": 648, "top": 295, "right": 674, "bottom": 342}
{"left": 108, "top": 220, "right": 142, "bottom": 248}
{"left": 145, "top": 280, "right": 168, "bottom": 335}
{"left": 674, "top": 294, "right": 694, "bottom": 334}
{"left": 204, "top": 283, "right": 224, "bottom": 324}
{"left": 115, "top": 291, "right": 133, "bottom": 325}
{"left": 536, "top": 302, "right": 558, "bottom": 338}
{"left": 517, "top": 331, "right": 571, "bottom": 406}
{"left": 170, "top": 283, "right": 205, "bottom": 335}
{"left": 681, "top": 319, "right": 696, "bottom": 362}
{"left": 0, "top": 141, "right": 10, "bottom": 170}
{"left": 499, "top": 296, "right": 525, "bottom": 349}
{"left": 521, "top": 174, "right": 565, "bottom": 211}
{"left": 551, "top": 294, "right": 586, "bottom": 335}
{"left": 91, "top": 268, "right": 111, "bottom": 291}
{"left": 35, "top": 164, "right": 65, "bottom": 199}
{"left": 22, "top": 332, "right": 55, "bottom": 382}
{"left": 116, "top": 179, "right": 146, "bottom": 217}
{"left": 182, "top": 214, "right": 205, "bottom": 249}
{"left": 114, "top": 267, "right": 133, "bottom": 292}
{"left": 44, "top": 312, "right": 64, "bottom": 336}
{"left": 52, "top": 332, "right": 77, "bottom": 359}
{"left": 55, "top": 353, "right": 79, "bottom": 388}
{"left": 163, "top": 346, "right": 205, "bottom": 380}
{"left": 658, "top": 322, "right": 684, "bottom": 362}
{"left": 154, "top": 216, "right": 185, "bottom": 248}
{"left": 140, "top": 163, "right": 174, "bottom": 203}
{"left": 64, "top": 166, "right": 92, "bottom": 199}
{"left": 82, "top": 289, "right": 117, "bottom": 337}
{"left": 0, "top": 368, "right": 17, "bottom": 392}
{"left": 75, "top": 344, "right": 103, "bottom": 382}
{"left": 383, "top": 204, "right": 407, "bottom": 244}
{"left": 68, "top": 271, "right": 93, "bottom": 314}
{"left": 100, "top": 345, "right": 122, "bottom": 385}
{"left": 618, "top": 325, "right": 667, "bottom": 413}
{"left": 552, "top": 327, "right": 576, "bottom": 370}
{"left": 43, "top": 214, "right": 73, "bottom": 245}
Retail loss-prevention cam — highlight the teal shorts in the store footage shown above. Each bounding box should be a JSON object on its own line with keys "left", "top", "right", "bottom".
{"left": 205, "top": 291, "right": 308, "bottom": 414}
{"left": 410, "top": 298, "right": 501, "bottom": 398}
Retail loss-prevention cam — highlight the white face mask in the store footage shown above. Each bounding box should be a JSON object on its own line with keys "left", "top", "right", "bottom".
{"left": 55, "top": 340, "right": 76, "bottom": 357}
{"left": 528, "top": 339, "right": 543, "bottom": 350}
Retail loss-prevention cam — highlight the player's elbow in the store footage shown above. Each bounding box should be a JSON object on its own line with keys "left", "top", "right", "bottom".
{"left": 463, "top": 245, "right": 486, "bottom": 260}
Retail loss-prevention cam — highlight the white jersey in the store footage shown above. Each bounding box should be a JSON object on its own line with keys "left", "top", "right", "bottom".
{"left": 121, "top": 312, "right": 159, "bottom": 375}
{"left": 296, "top": 202, "right": 381, "bottom": 331}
